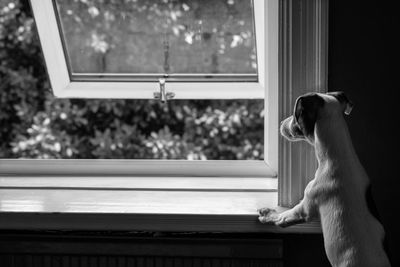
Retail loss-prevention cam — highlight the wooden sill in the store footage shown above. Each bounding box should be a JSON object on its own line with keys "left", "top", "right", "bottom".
{"left": 0, "top": 177, "right": 321, "bottom": 233}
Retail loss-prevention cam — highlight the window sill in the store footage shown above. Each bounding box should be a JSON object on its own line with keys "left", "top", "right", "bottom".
{"left": 0, "top": 177, "right": 321, "bottom": 233}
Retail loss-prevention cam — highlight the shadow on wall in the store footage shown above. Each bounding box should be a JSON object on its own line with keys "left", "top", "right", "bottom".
{"left": 328, "top": 0, "right": 399, "bottom": 266}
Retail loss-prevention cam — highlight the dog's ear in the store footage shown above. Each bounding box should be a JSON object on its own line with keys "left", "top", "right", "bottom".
{"left": 294, "top": 93, "right": 324, "bottom": 136}
{"left": 328, "top": 91, "right": 354, "bottom": 115}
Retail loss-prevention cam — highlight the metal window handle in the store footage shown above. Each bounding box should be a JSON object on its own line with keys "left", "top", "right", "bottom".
{"left": 154, "top": 78, "right": 175, "bottom": 103}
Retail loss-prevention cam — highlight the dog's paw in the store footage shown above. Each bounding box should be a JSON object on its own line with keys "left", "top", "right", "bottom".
{"left": 274, "top": 216, "right": 292, "bottom": 228}
{"left": 258, "top": 207, "right": 274, "bottom": 216}
{"left": 258, "top": 208, "right": 279, "bottom": 224}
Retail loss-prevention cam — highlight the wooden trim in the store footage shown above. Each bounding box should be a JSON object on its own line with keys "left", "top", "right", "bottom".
{"left": 278, "top": 0, "right": 329, "bottom": 207}
{"left": 0, "top": 189, "right": 277, "bottom": 214}
{"left": 0, "top": 186, "right": 320, "bottom": 233}
{"left": 61, "top": 81, "right": 265, "bottom": 99}
{"left": 29, "top": 0, "right": 70, "bottom": 95}
{"left": 254, "top": 0, "right": 266, "bottom": 91}
{"left": 265, "top": 0, "right": 280, "bottom": 172}
{"left": 0, "top": 177, "right": 277, "bottom": 191}
{"left": 70, "top": 73, "right": 259, "bottom": 83}
{"left": 0, "top": 160, "right": 277, "bottom": 178}
{"left": 0, "top": 212, "right": 321, "bottom": 233}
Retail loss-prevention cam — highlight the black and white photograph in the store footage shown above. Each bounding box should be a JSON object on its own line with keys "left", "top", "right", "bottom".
{"left": 0, "top": 0, "right": 397, "bottom": 266}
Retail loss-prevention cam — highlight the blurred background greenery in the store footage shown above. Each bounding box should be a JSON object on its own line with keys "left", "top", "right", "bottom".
{"left": 56, "top": 0, "right": 258, "bottom": 74}
{"left": 0, "top": 0, "right": 264, "bottom": 160}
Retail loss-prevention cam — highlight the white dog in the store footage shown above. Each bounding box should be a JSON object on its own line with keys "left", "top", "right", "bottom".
{"left": 258, "top": 92, "right": 391, "bottom": 267}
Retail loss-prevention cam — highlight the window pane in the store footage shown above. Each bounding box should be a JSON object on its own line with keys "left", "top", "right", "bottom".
{"left": 55, "top": 0, "right": 258, "bottom": 79}
{"left": 0, "top": 0, "right": 263, "bottom": 161}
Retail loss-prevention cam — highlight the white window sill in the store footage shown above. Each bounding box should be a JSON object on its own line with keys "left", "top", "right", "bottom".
{"left": 0, "top": 177, "right": 320, "bottom": 233}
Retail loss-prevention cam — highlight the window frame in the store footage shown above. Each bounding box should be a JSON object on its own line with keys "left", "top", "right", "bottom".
{"left": 0, "top": 0, "right": 329, "bottom": 232}
{"left": 30, "top": 0, "right": 266, "bottom": 100}
{"left": 278, "top": 0, "right": 330, "bottom": 207}
{"left": 3, "top": 0, "right": 277, "bottom": 179}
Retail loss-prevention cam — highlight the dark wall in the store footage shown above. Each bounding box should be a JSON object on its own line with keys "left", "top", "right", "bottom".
{"left": 329, "top": 0, "right": 399, "bottom": 265}
{"left": 0, "top": 231, "right": 331, "bottom": 267}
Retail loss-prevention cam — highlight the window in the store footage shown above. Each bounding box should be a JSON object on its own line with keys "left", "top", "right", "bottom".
{"left": 30, "top": 0, "right": 266, "bottom": 99}
{"left": 55, "top": 0, "right": 258, "bottom": 81}
{"left": 0, "top": 0, "right": 328, "bottom": 232}
{"left": 2, "top": 0, "right": 275, "bottom": 177}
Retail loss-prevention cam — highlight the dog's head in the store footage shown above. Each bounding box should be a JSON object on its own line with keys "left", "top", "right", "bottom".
{"left": 280, "top": 91, "right": 353, "bottom": 144}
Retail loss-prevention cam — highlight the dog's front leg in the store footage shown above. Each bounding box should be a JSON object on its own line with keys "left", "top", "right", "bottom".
{"left": 258, "top": 179, "right": 318, "bottom": 228}
{"left": 258, "top": 200, "right": 308, "bottom": 227}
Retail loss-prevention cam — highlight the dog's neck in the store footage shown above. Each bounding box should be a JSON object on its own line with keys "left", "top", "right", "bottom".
{"left": 313, "top": 114, "right": 357, "bottom": 167}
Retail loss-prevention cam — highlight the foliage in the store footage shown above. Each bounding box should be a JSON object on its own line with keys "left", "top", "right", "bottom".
{"left": 56, "top": 0, "right": 257, "bottom": 73}
{"left": 0, "top": 0, "right": 263, "bottom": 160}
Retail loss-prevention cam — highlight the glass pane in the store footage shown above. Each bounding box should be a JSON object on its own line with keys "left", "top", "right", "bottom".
{"left": 0, "top": 0, "right": 263, "bottom": 161}
{"left": 54, "top": 0, "right": 258, "bottom": 77}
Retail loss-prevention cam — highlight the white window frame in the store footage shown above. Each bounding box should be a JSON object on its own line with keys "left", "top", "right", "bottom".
{"left": 30, "top": 0, "right": 266, "bottom": 100}
{"left": 0, "top": 0, "right": 329, "bottom": 232}
{"left": 278, "top": 0, "right": 329, "bottom": 207}
{"left": 3, "top": 0, "right": 277, "bottom": 178}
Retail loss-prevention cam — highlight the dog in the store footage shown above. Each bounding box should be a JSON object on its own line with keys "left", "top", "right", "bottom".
{"left": 258, "top": 92, "right": 391, "bottom": 267}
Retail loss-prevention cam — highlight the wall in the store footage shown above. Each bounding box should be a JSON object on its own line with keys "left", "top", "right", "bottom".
{"left": 0, "top": 232, "right": 330, "bottom": 267}
{"left": 328, "top": 0, "right": 399, "bottom": 265}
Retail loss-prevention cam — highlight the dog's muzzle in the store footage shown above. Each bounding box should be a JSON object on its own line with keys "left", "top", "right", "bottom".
{"left": 280, "top": 116, "right": 305, "bottom": 141}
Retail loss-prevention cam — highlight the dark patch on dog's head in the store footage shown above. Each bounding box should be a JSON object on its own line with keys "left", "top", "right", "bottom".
{"left": 327, "top": 91, "right": 354, "bottom": 115}
{"left": 293, "top": 93, "right": 325, "bottom": 137}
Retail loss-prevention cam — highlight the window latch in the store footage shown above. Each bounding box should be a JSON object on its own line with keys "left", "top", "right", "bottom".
{"left": 154, "top": 78, "right": 175, "bottom": 103}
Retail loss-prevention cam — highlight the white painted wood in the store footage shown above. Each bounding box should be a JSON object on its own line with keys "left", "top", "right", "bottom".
{"left": 278, "top": 0, "right": 329, "bottom": 207}
{"left": 0, "top": 159, "right": 277, "bottom": 178}
{"left": 0, "top": 189, "right": 276, "bottom": 214}
{"left": 254, "top": 0, "right": 266, "bottom": 89}
{"left": 265, "top": 0, "right": 280, "bottom": 172}
{"left": 30, "top": 0, "right": 69, "bottom": 95}
{"left": 62, "top": 82, "right": 264, "bottom": 99}
{"left": 0, "top": 177, "right": 277, "bottom": 191}
{"left": 0, "top": 188, "right": 320, "bottom": 233}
